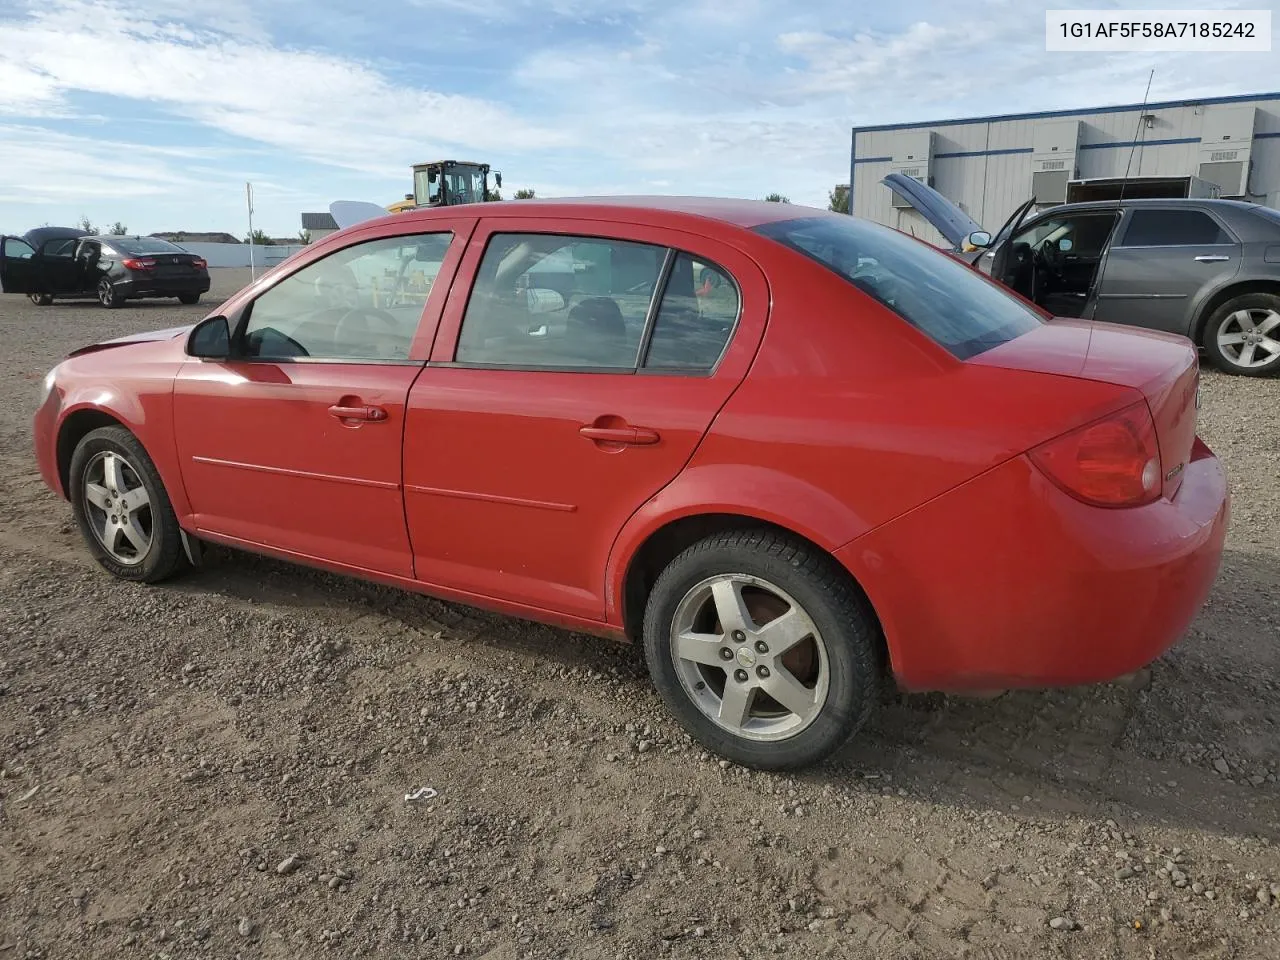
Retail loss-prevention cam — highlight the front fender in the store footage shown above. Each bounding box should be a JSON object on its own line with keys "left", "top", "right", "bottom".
{"left": 603, "top": 463, "right": 871, "bottom": 625}
{"left": 52, "top": 379, "right": 190, "bottom": 520}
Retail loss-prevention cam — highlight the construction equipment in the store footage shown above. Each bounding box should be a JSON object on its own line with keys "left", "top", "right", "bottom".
{"left": 395, "top": 160, "right": 502, "bottom": 212}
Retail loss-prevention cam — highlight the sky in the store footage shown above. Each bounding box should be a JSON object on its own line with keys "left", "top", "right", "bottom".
{"left": 0, "top": 0, "right": 1276, "bottom": 236}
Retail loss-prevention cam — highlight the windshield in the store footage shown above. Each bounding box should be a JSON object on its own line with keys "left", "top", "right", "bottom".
{"left": 755, "top": 216, "right": 1043, "bottom": 360}
{"left": 111, "top": 236, "right": 186, "bottom": 255}
{"left": 443, "top": 164, "right": 486, "bottom": 204}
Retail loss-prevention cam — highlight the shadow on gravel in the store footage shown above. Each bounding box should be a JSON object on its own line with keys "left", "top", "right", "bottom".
{"left": 161, "top": 542, "right": 1280, "bottom": 842}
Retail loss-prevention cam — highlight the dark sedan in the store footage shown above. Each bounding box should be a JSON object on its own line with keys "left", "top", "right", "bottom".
{"left": 884, "top": 174, "right": 1280, "bottom": 376}
{"left": 0, "top": 227, "right": 211, "bottom": 308}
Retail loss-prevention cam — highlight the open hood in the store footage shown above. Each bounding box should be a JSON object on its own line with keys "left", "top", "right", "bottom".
{"left": 881, "top": 173, "right": 984, "bottom": 249}
{"left": 24, "top": 225, "right": 85, "bottom": 248}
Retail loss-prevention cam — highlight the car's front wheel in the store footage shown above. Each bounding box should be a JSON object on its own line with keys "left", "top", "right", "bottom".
{"left": 643, "top": 530, "right": 881, "bottom": 770}
{"left": 69, "top": 426, "right": 188, "bottom": 583}
{"left": 1202, "top": 292, "right": 1280, "bottom": 376}
{"left": 97, "top": 279, "right": 121, "bottom": 309}
{"left": 178, "top": 293, "right": 201, "bottom": 305}
{"left": 29, "top": 292, "right": 53, "bottom": 306}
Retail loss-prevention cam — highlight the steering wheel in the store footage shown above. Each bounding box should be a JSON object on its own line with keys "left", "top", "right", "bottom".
{"left": 332, "top": 306, "right": 404, "bottom": 356}
{"left": 1038, "top": 240, "right": 1065, "bottom": 281}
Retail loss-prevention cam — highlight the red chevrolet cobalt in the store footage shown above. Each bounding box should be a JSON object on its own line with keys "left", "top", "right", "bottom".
{"left": 31, "top": 198, "right": 1228, "bottom": 769}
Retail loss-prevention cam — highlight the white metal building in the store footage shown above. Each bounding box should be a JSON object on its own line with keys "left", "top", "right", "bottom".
{"left": 850, "top": 92, "right": 1280, "bottom": 248}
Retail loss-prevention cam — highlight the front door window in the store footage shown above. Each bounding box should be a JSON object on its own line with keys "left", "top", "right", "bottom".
{"left": 241, "top": 232, "right": 452, "bottom": 361}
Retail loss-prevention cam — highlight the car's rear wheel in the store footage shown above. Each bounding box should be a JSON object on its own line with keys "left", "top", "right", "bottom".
{"left": 178, "top": 293, "right": 201, "bottom": 305}
{"left": 29, "top": 292, "right": 53, "bottom": 306}
{"left": 97, "top": 278, "right": 121, "bottom": 309}
{"left": 69, "top": 426, "right": 187, "bottom": 583}
{"left": 1202, "top": 292, "right": 1280, "bottom": 376}
{"left": 643, "top": 530, "right": 880, "bottom": 770}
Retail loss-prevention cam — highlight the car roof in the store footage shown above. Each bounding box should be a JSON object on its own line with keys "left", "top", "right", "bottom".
{"left": 377, "top": 196, "right": 827, "bottom": 232}
{"left": 1047, "top": 197, "right": 1263, "bottom": 213}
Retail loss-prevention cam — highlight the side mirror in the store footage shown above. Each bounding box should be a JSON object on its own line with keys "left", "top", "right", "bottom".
{"left": 526, "top": 287, "right": 565, "bottom": 315}
{"left": 187, "top": 315, "right": 231, "bottom": 359}
{"left": 494, "top": 171, "right": 503, "bottom": 188}
{"left": 967, "top": 231, "right": 992, "bottom": 249}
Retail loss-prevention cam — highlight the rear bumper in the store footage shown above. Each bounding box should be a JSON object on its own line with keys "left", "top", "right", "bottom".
{"left": 837, "top": 442, "right": 1229, "bottom": 692}
{"left": 116, "top": 275, "right": 210, "bottom": 296}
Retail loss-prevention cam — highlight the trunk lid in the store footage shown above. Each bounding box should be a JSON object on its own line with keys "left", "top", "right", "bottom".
{"left": 971, "top": 319, "right": 1200, "bottom": 501}
{"left": 881, "top": 173, "right": 984, "bottom": 249}
{"left": 145, "top": 254, "right": 205, "bottom": 278}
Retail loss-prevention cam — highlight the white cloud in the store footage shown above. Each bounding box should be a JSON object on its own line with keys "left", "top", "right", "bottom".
{"left": 0, "top": 0, "right": 572, "bottom": 178}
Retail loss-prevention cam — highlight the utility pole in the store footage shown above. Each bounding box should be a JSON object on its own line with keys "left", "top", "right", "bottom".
{"left": 246, "top": 181, "right": 256, "bottom": 281}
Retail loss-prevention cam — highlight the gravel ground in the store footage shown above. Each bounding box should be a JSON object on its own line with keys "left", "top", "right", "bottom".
{"left": 0, "top": 269, "right": 1277, "bottom": 959}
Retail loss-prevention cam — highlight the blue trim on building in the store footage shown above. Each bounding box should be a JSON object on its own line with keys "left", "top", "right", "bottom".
{"left": 935, "top": 147, "right": 1033, "bottom": 159}
{"left": 851, "top": 134, "right": 1239, "bottom": 168}
{"left": 1080, "top": 136, "right": 1200, "bottom": 150}
{"left": 850, "top": 91, "right": 1280, "bottom": 136}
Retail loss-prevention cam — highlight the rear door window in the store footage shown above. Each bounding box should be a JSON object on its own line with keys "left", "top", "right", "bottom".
{"left": 755, "top": 216, "right": 1042, "bottom": 360}
{"left": 642, "top": 253, "right": 740, "bottom": 372}
{"left": 455, "top": 233, "right": 666, "bottom": 369}
{"left": 1118, "top": 209, "right": 1231, "bottom": 247}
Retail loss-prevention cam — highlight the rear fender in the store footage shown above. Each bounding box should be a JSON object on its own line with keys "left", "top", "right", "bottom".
{"left": 604, "top": 464, "right": 870, "bottom": 625}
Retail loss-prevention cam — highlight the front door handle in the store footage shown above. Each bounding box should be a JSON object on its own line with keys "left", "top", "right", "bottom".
{"left": 1194, "top": 255, "right": 1231, "bottom": 262}
{"left": 328, "top": 403, "right": 387, "bottom": 422}
{"left": 579, "top": 425, "right": 660, "bottom": 445}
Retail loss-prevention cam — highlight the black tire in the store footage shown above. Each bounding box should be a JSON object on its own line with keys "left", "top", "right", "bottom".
{"left": 178, "top": 293, "right": 201, "bottom": 305}
{"left": 69, "top": 426, "right": 188, "bottom": 583}
{"left": 29, "top": 292, "right": 53, "bottom": 306}
{"left": 642, "top": 529, "right": 881, "bottom": 770}
{"left": 98, "top": 278, "right": 121, "bottom": 309}
{"left": 1201, "top": 292, "right": 1280, "bottom": 377}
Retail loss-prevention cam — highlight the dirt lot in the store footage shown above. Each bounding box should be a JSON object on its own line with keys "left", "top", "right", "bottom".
{"left": 0, "top": 269, "right": 1277, "bottom": 959}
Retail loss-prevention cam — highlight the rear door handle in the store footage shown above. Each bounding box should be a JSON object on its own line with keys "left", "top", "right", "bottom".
{"left": 1194, "top": 255, "right": 1230, "bottom": 262}
{"left": 579, "top": 425, "right": 660, "bottom": 445}
{"left": 328, "top": 404, "right": 387, "bottom": 422}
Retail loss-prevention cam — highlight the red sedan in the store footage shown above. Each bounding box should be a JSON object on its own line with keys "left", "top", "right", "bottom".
{"left": 31, "top": 198, "right": 1229, "bottom": 770}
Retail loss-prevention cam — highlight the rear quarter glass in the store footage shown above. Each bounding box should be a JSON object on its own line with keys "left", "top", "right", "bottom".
{"left": 754, "top": 216, "right": 1042, "bottom": 359}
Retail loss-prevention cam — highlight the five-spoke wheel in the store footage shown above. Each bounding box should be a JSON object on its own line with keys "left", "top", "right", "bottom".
{"left": 670, "top": 574, "right": 830, "bottom": 742}
{"left": 644, "top": 530, "right": 881, "bottom": 770}
{"left": 69, "top": 425, "right": 187, "bottom": 582}
{"left": 81, "top": 450, "right": 153, "bottom": 565}
{"left": 1203, "top": 293, "right": 1280, "bottom": 376}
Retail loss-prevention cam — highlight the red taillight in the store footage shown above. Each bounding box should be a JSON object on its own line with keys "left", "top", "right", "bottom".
{"left": 192, "top": 258, "right": 207, "bottom": 270}
{"left": 122, "top": 257, "right": 156, "bottom": 271}
{"left": 1029, "top": 401, "right": 1162, "bottom": 508}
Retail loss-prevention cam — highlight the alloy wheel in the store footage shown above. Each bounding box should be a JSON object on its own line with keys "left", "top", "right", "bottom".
{"left": 669, "top": 574, "right": 830, "bottom": 742}
{"left": 98, "top": 279, "right": 115, "bottom": 307}
{"left": 1217, "top": 308, "right": 1280, "bottom": 369}
{"left": 82, "top": 450, "right": 152, "bottom": 565}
